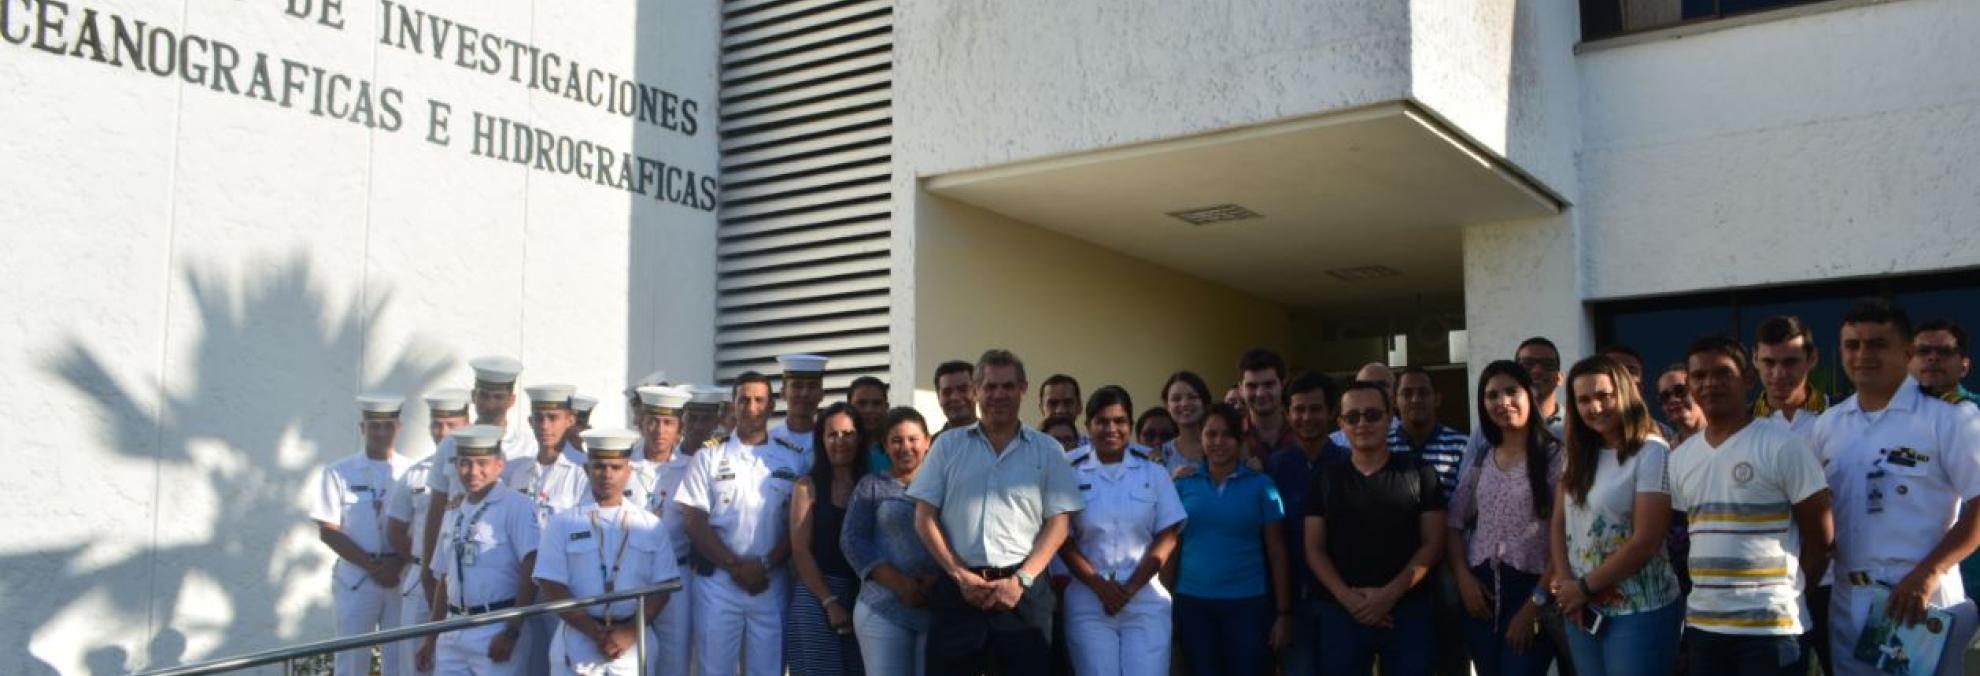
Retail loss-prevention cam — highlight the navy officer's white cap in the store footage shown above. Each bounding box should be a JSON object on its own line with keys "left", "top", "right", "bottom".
{"left": 626, "top": 370, "right": 670, "bottom": 397}
{"left": 571, "top": 394, "right": 599, "bottom": 414}
{"left": 423, "top": 388, "right": 471, "bottom": 417}
{"left": 525, "top": 384, "right": 577, "bottom": 411}
{"left": 357, "top": 394, "right": 405, "bottom": 420}
{"left": 580, "top": 428, "right": 641, "bottom": 458}
{"left": 469, "top": 356, "right": 525, "bottom": 390}
{"left": 451, "top": 424, "right": 505, "bottom": 455}
{"left": 777, "top": 354, "right": 828, "bottom": 377}
{"left": 686, "top": 385, "right": 727, "bottom": 409}
{"left": 637, "top": 386, "right": 693, "bottom": 415}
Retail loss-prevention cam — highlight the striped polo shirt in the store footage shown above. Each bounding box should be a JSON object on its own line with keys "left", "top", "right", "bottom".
{"left": 1393, "top": 424, "right": 1469, "bottom": 499}
{"left": 1667, "top": 418, "right": 1827, "bottom": 635}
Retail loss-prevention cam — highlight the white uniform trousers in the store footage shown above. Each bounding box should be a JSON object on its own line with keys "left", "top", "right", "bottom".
{"left": 335, "top": 579, "right": 406, "bottom": 676}
{"left": 690, "top": 568, "right": 788, "bottom": 676}
{"left": 1064, "top": 578, "right": 1173, "bottom": 676}
{"left": 398, "top": 585, "right": 434, "bottom": 675}
{"left": 550, "top": 619, "right": 646, "bottom": 676}
{"left": 435, "top": 621, "right": 532, "bottom": 676}
{"left": 1830, "top": 583, "right": 1977, "bottom": 676}
{"left": 651, "top": 571, "right": 693, "bottom": 676}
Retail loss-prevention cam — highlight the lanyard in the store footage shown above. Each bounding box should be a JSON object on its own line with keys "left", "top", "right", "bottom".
{"left": 453, "top": 498, "right": 494, "bottom": 607}
{"left": 590, "top": 508, "right": 633, "bottom": 624}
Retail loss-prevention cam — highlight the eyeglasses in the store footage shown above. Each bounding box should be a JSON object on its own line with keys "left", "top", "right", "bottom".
{"left": 1657, "top": 387, "right": 1689, "bottom": 402}
{"left": 1340, "top": 408, "right": 1387, "bottom": 426}
{"left": 1917, "top": 345, "right": 1961, "bottom": 358}
{"left": 1518, "top": 358, "right": 1561, "bottom": 373}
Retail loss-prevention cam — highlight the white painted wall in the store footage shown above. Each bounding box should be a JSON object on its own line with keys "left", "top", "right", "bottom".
{"left": 1577, "top": 0, "right": 1980, "bottom": 300}
{"left": 0, "top": 0, "right": 719, "bottom": 672}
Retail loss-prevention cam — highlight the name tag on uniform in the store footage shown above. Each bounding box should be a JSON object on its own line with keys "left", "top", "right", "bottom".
{"left": 771, "top": 468, "right": 798, "bottom": 482}
{"left": 714, "top": 473, "right": 736, "bottom": 482}
{"left": 351, "top": 485, "right": 370, "bottom": 492}
{"left": 1886, "top": 447, "right": 1929, "bottom": 467}
{"left": 569, "top": 530, "right": 592, "bottom": 541}
{"left": 1078, "top": 483, "right": 1093, "bottom": 491}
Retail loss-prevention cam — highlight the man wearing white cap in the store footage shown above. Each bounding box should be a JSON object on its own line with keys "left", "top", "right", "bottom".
{"left": 385, "top": 389, "right": 471, "bottom": 675}
{"left": 677, "top": 371, "right": 806, "bottom": 676}
{"left": 314, "top": 394, "right": 417, "bottom": 676}
{"left": 625, "top": 370, "right": 670, "bottom": 428}
{"left": 679, "top": 386, "right": 727, "bottom": 457}
{"left": 631, "top": 385, "right": 697, "bottom": 676}
{"left": 769, "top": 354, "right": 828, "bottom": 471}
{"left": 535, "top": 429, "right": 682, "bottom": 676}
{"left": 566, "top": 395, "right": 599, "bottom": 465}
{"left": 423, "top": 356, "right": 541, "bottom": 605}
{"left": 508, "top": 384, "right": 592, "bottom": 524}
{"left": 417, "top": 425, "right": 541, "bottom": 676}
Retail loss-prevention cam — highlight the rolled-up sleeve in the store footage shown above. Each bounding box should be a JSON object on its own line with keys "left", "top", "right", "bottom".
{"left": 906, "top": 441, "right": 951, "bottom": 509}
{"left": 1041, "top": 443, "right": 1085, "bottom": 517}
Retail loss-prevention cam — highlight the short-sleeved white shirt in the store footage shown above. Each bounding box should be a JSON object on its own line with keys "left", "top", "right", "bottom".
{"left": 769, "top": 422, "right": 816, "bottom": 472}
{"left": 432, "top": 484, "right": 541, "bottom": 609}
{"left": 383, "top": 457, "right": 434, "bottom": 589}
{"left": 1067, "top": 451, "right": 1187, "bottom": 579}
{"left": 533, "top": 503, "right": 680, "bottom": 620}
{"left": 1669, "top": 420, "right": 1827, "bottom": 635}
{"left": 673, "top": 433, "right": 805, "bottom": 560}
{"left": 426, "top": 423, "right": 538, "bottom": 495}
{"left": 625, "top": 454, "right": 695, "bottom": 561}
{"left": 312, "top": 453, "right": 414, "bottom": 588}
{"left": 906, "top": 424, "right": 1085, "bottom": 569}
{"left": 1563, "top": 437, "right": 1681, "bottom": 615}
{"left": 1813, "top": 378, "right": 1980, "bottom": 605}
{"left": 501, "top": 450, "right": 591, "bottom": 525}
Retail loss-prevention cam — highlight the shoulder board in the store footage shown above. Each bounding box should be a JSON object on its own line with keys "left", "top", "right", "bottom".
{"left": 773, "top": 437, "right": 802, "bottom": 452}
{"left": 1068, "top": 452, "right": 1091, "bottom": 466}
{"left": 702, "top": 437, "right": 721, "bottom": 449}
{"left": 1129, "top": 448, "right": 1150, "bottom": 461}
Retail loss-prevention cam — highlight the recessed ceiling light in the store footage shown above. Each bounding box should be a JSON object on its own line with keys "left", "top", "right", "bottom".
{"left": 1165, "top": 203, "right": 1263, "bottom": 226}
{"left": 1325, "top": 265, "right": 1403, "bottom": 281}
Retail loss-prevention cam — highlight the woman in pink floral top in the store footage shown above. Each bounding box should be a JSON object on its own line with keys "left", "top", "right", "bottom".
{"left": 1448, "top": 361, "right": 1564, "bottom": 676}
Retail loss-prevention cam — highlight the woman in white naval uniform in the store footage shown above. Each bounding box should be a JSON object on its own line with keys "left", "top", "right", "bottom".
{"left": 629, "top": 385, "right": 697, "bottom": 676}
{"left": 535, "top": 429, "right": 681, "bottom": 676}
{"left": 1059, "top": 386, "right": 1188, "bottom": 676}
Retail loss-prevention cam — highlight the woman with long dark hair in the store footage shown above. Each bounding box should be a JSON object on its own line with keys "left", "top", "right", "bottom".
{"left": 787, "top": 403, "right": 870, "bottom": 674}
{"left": 1447, "top": 361, "right": 1562, "bottom": 676}
{"left": 842, "top": 407, "right": 940, "bottom": 676}
{"left": 1547, "top": 356, "right": 1680, "bottom": 676}
{"left": 1159, "top": 371, "right": 1213, "bottom": 474}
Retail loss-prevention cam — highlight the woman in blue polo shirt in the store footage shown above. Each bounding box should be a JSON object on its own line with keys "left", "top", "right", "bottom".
{"left": 1171, "top": 402, "right": 1291, "bottom": 675}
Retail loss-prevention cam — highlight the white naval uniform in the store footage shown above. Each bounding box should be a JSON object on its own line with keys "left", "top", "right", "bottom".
{"left": 534, "top": 502, "right": 682, "bottom": 676}
{"left": 1813, "top": 379, "right": 1980, "bottom": 676}
{"left": 1063, "top": 449, "right": 1187, "bottom": 676}
{"left": 313, "top": 453, "right": 415, "bottom": 676}
{"left": 429, "top": 424, "right": 543, "bottom": 495}
{"left": 673, "top": 432, "right": 805, "bottom": 676}
{"left": 504, "top": 448, "right": 592, "bottom": 526}
{"left": 626, "top": 452, "right": 696, "bottom": 676}
{"left": 432, "top": 484, "right": 542, "bottom": 676}
{"left": 768, "top": 422, "right": 816, "bottom": 472}
{"left": 385, "top": 458, "right": 437, "bottom": 675}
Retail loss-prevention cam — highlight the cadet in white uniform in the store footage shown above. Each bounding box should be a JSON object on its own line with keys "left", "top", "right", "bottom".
{"left": 675, "top": 373, "right": 806, "bottom": 676}
{"left": 387, "top": 388, "right": 473, "bottom": 675}
{"left": 1813, "top": 300, "right": 1980, "bottom": 676}
{"left": 535, "top": 429, "right": 682, "bottom": 676}
{"left": 314, "top": 394, "right": 418, "bottom": 676}
{"left": 629, "top": 386, "right": 697, "bottom": 676}
{"left": 678, "top": 387, "right": 727, "bottom": 457}
{"left": 566, "top": 395, "right": 599, "bottom": 465}
{"left": 508, "top": 384, "right": 592, "bottom": 524}
{"left": 424, "top": 357, "right": 541, "bottom": 598}
{"left": 418, "top": 425, "right": 542, "bottom": 676}
{"left": 769, "top": 354, "right": 828, "bottom": 470}
{"left": 1059, "top": 387, "right": 1187, "bottom": 676}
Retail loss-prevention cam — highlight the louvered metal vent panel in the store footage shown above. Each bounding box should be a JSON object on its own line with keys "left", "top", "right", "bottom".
{"left": 715, "top": 0, "right": 893, "bottom": 406}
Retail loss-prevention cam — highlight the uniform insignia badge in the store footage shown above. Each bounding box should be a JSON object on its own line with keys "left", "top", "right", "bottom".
{"left": 771, "top": 468, "right": 798, "bottom": 481}
{"left": 570, "top": 530, "right": 592, "bottom": 541}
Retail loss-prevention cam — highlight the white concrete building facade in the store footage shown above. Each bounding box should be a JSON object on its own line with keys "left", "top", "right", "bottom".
{"left": 4, "top": 0, "right": 1978, "bottom": 672}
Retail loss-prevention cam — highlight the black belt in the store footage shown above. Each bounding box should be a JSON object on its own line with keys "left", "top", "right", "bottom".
{"left": 450, "top": 598, "right": 516, "bottom": 615}
{"left": 592, "top": 613, "right": 638, "bottom": 625}
{"left": 970, "top": 565, "right": 1021, "bottom": 581}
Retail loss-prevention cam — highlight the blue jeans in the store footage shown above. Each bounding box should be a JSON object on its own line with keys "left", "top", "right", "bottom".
{"left": 1684, "top": 628, "right": 1804, "bottom": 676}
{"left": 1174, "top": 594, "right": 1272, "bottom": 676}
{"left": 1281, "top": 597, "right": 1328, "bottom": 676}
{"left": 1462, "top": 565, "right": 1555, "bottom": 676}
{"left": 1562, "top": 600, "right": 1682, "bottom": 676}
{"left": 1318, "top": 592, "right": 1434, "bottom": 676}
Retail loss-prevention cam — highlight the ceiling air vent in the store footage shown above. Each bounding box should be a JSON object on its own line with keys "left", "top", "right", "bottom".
{"left": 1325, "top": 265, "right": 1403, "bottom": 281}
{"left": 1166, "top": 203, "right": 1262, "bottom": 226}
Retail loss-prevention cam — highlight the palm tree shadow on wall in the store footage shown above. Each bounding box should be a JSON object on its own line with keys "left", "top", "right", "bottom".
{"left": 0, "top": 252, "right": 454, "bottom": 675}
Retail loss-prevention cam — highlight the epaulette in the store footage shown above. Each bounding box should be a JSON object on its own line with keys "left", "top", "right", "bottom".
{"left": 702, "top": 436, "right": 722, "bottom": 449}
{"left": 1129, "top": 448, "right": 1150, "bottom": 461}
{"left": 773, "top": 437, "right": 802, "bottom": 452}
{"left": 1068, "top": 452, "right": 1091, "bottom": 466}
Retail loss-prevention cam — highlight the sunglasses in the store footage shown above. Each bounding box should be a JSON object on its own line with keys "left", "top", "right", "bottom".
{"left": 1657, "top": 387, "right": 1689, "bottom": 402}
{"left": 1916, "top": 345, "right": 1961, "bottom": 358}
{"left": 1340, "top": 408, "right": 1388, "bottom": 426}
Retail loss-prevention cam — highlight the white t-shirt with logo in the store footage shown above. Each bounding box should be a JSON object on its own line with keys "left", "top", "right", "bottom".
{"left": 1668, "top": 420, "right": 1827, "bottom": 635}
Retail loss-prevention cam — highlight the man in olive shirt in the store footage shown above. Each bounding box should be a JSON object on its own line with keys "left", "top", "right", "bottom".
{"left": 910, "top": 348, "right": 1084, "bottom": 673}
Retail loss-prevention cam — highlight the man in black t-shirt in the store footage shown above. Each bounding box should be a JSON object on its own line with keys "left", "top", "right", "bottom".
{"left": 1303, "top": 381, "right": 1447, "bottom": 676}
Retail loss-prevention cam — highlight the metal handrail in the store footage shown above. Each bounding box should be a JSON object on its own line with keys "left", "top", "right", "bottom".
{"left": 129, "top": 578, "right": 683, "bottom": 676}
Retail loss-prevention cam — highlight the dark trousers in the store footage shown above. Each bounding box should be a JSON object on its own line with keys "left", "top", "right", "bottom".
{"left": 1806, "top": 584, "right": 1832, "bottom": 675}
{"left": 1461, "top": 565, "right": 1555, "bottom": 676}
{"left": 1174, "top": 593, "right": 1273, "bottom": 676}
{"left": 1685, "top": 628, "right": 1806, "bottom": 676}
{"left": 1319, "top": 592, "right": 1435, "bottom": 676}
{"left": 925, "top": 576, "right": 1055, "bottom": 675}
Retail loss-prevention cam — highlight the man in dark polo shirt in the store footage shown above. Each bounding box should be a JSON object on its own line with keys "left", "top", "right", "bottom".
{"left": 1304, "top": 381, "right": 1447, "bottom": 676}
{"left": 1268, "top": 371, "right": 1349, "bottom": 676}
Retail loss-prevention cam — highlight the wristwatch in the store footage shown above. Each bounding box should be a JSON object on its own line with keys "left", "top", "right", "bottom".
{"left": 1530, "top": 585, "right": 1553, "bottom": 607}
{"left": 1016, "top": 570, "right": 1036, "bottom": 589}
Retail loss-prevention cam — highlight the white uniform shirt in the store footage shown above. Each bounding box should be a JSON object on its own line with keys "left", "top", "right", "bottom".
{"left": 534, "top": 503, "right": 681, "bottom": 621}
{"left": 433, "top": 484, "right": 541, "bottom": 610}
{"left": 312, "top": 453, "right": 414, "bottom": 588}
{"left": 769, "top": 421, "right": 816, "bottom": 471}
{"left": 426, "top": 423, "right": 540, "bottom": 495}
{"left": 501, "top": 450, "right": 591, "bottom": 524}
{"left": 383, "top": 457, "right": 435, "bottom": 589}
{"left": 627, "top": 454, "right": 696, "bottom": 561}
{"left": 1813, "top": 379, "right": 1980, "bottom": 603}
{"left": 1066, "top": 450, "right": 1187, "bottom": 580}
{"left": 1668, "top": 420, "right": 1827, "bottom": 635}
{"left": 673, "top": 432, "right": 805, "bottom": 560}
